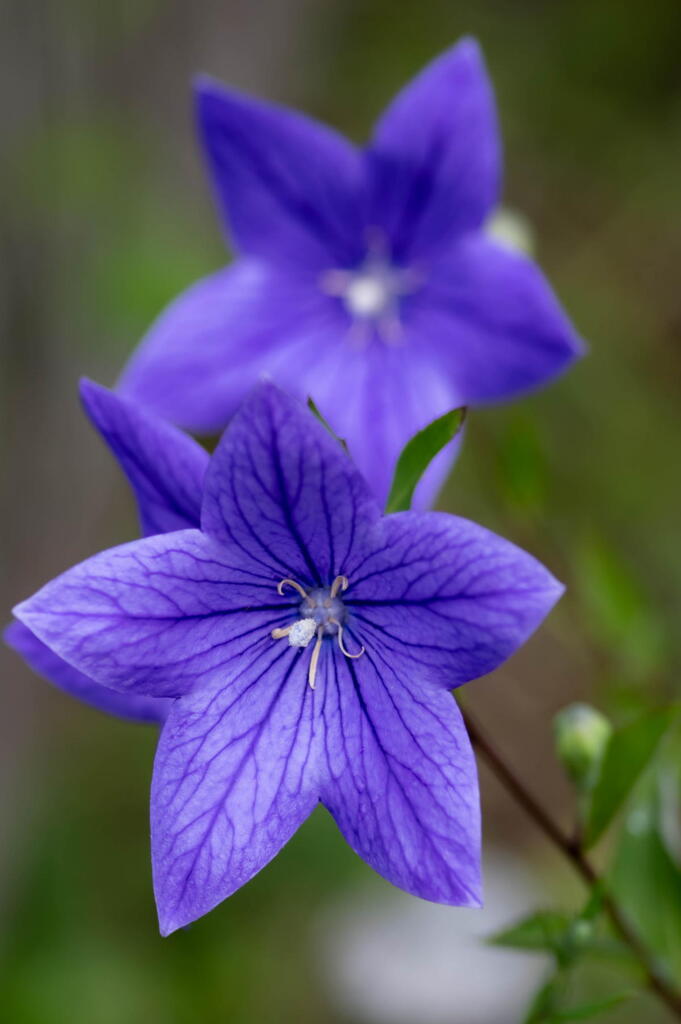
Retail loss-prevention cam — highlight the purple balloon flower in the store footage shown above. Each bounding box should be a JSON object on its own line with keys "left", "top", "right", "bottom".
{"left": 6, "top": 379, "right": 210, "bottom": 724}
{"left": 14, "top": 383, "right": 562, "bottom": 934}
{"left": 119, "top": 37, "right": 583, "bottom": 507}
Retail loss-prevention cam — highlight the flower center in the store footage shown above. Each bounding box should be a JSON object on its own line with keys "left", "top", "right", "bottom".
{"left": 320, "top": 233, "right": 421, "bottom": 346}
{"left": 299, "top": 586, "right": 346, "bottom": 635}
{"left": 344, "top": 269, "right": 394, "bottom": 319}
{"left": 271, "top": 575, "right": 364, "bottom": 689}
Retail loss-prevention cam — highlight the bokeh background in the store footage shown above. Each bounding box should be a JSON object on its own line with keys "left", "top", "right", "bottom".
{"left": 2, "top": 1, "right": 681, "bottom": 1021}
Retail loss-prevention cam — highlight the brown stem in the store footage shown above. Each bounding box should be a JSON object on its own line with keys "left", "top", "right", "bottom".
{"left": 464, "top": 709, "right": 681, "bottom": 1019}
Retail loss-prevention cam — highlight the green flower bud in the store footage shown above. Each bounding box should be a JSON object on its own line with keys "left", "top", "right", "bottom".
{"left": 554, "top": 703, "right": 612, "bottom": 792}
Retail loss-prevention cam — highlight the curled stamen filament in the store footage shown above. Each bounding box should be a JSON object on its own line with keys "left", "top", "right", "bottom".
{"left": 330, "top": 619, "right": 365, "bottom": 660}
{"left": 277, "top": 578, "right": 308, "bottom": 598}
{"left": 329, "top": 574, "right": 349, "bottom": 599}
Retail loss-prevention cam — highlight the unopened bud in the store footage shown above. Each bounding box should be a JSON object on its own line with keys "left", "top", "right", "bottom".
{"left": 554, "top": 703, "right": 612, "bottom": 791}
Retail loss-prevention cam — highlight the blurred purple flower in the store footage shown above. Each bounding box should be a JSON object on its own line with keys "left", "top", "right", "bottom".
{"left": 119, "top": 38, "right": 583, "bottom": 507}
{"left": 6, "top": 379, "right": 210, "bottom": 724}
{"left": 14, "top": 383, "right": 562, "bottom": 934}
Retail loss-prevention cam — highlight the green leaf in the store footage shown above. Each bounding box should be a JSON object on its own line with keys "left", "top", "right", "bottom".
{"left": 384, "top": 408, "right": 466, "bottom": 514}
{"left": 524, "top": 971, "right": 632, "bottom": 1023}
{"left": 524, "top": 976, "right": 564, "bottom": 1023}
{"left": 611, "top": 781, "right": 681, "bottom": 980}
{"left": 542, "top": 992, "right": 633, "bottom": 1021}
{"left": 307, "top": 397, "right": 349, "bottom": 454}
{"left": 489, "top": 911, "right": 572, "bottom": 954}
{"left": 584, "top": 707, "right": 675, "bottom": 848}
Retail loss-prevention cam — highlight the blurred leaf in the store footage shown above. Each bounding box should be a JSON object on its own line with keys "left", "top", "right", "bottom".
{"left": 584, "top": 707, "right": 675, "bottom": 848}
{"left": 576, "top": 535, "right": 666, "bottom": 681}
{"left": 495, "top": 412, "right": 547, "bottom": 516}
{"left": 543, "top": 992, "right": 632, "bottom": 1021}
{"left": 525, "top": 975, "right": 563, "bottom": 1023}
{"left": 524, "top": 970, "right": 631, "bottom": 1022}
{"left": 307, "top": 397, "right": 349, "bottom": 454}
{"left": 490, "top": 911, "right": 572, "bottom": 954}
{"left": 611, "top": 783, "right": 681, "bottom": 981}
{"left": 385, "top": 408, "right": 465, "bottom": 513}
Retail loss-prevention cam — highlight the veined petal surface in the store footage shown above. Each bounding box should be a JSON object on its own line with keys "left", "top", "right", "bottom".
{"left": 14, "top": 530, "right": 294, "bottom": 698}
{"left": 346, "top": 511, "right": 564, "bottom": 687}
{"left": 201, "top": 383, "right": 380, "bottom": 586}
{"left": 319, "top": 651, "right": 481, "bottom": 904}
{"left": 152, "top": 641, "right": 319, "bottom": 934}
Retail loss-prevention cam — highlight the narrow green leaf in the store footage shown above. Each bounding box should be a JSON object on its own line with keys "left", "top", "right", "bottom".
{"left": 307, "top": 397, "right": 349, "bottom": 454}
{"left": 384, "top": 407, "right": 466, "bottom": 514}
{"left": 489, "top": 910, "right": 572, "bottom": 953}
{"left": 584, "top": 707, "right": 675, "bottom": 848}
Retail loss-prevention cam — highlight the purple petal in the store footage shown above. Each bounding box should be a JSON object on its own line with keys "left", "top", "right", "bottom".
{"left": 118, "top": 260, "right": 462, "bottom": 508}
{"left": 80, "top": 379, "right": 207, "bottom": 536}
{"left": 367, "top": 39, "right": 500, "bottom": 262}
{"left": 13, "top": 530, "right": 292, "bottom": 698}
{"left": 196, "top": 78, "right": 366, "bottom": 269}
{"left": 152, "top": 640, "right": 318, "bottom": 934}
{"left": 289, "top": 338, "right": 466, "bottom": 511}
{"left": 346, "top": 511, "right": 564, "bottom": 687}
{"left": 5, "top": 620, "right": 170, "bottom": 724}
{"left": 118, "top": 260, "right": 345, "bottom": 435}
{"left": 406, "top": 235, "right": 584, "bottom": 403}
{"left": 201, "top": 383, "right": 381, "bottom": 586}
{"left": 320, "top": 651, "right": 481, "bottom": 905}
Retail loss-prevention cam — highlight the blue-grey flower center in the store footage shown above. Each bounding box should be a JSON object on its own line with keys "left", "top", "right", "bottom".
{"left": 299, "top": 587, "right": 346, "bottom": 636}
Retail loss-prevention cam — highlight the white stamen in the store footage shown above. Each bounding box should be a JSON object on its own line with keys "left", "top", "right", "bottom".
{"left": 345, "top": 274, "right": 391, "bottom": 318}
{"left": 287, "top": 618, "right": 317, "bottom": 648}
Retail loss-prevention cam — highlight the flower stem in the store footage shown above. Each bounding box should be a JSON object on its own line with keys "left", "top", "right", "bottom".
{"left": 463, "top": 708, "right": 681, "bottom": 1020}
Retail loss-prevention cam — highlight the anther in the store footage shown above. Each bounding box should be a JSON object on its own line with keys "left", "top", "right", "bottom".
{"left": 271, "top": 618, "right": 317, "bottom": 648}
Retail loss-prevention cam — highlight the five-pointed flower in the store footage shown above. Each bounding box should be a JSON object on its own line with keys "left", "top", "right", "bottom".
{"left": 13, "top": 383, "right": 563, "bottom": 935}
{"left": 119, "top": 37, "right": 583, "bottom": 507}
{"left": 5, "top": 379, "right": 211, "bottom": 724}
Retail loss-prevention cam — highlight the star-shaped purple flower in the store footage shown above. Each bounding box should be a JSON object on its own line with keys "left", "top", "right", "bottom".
{"left": 119, "top": 37, "right": 583, "bottom": 506}
{"left": 6, "top": 379, "right": 210, "bottom": 724}
{"left": 13, "top": 383, "right": 562, "bottom": 934}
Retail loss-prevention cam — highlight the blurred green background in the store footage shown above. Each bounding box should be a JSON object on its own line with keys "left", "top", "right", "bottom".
{"left": 2, "top": 1, "right": 681, "bottom": 1021}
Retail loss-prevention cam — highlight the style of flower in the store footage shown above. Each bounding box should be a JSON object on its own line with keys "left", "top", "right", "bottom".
{"left": 13, "top": 383, "right": 563, "bottom": 935}
{"left": 119, "top": 37, "right": 583, "bottom": 507}
{"left": 5, "top": 378, "right": 211, "bottom": 724}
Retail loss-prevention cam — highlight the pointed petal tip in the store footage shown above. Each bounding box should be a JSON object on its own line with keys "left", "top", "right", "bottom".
{"left": 434, "top": 35, "right": 487, "bottom": 76}
{"left": 11, "top": 598, "right": 32, "bottom": 629}
{"left": 156, "top": 917, "right": 182, "bottom": 937}
{"left": 3, "top": 618, "right": 21, "bottom": 652}
{"left": 193, "top": 73, "right": 227, "bottom": 106}
{"left": 78, "top": 375, "right": 109, "bottom": 410}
